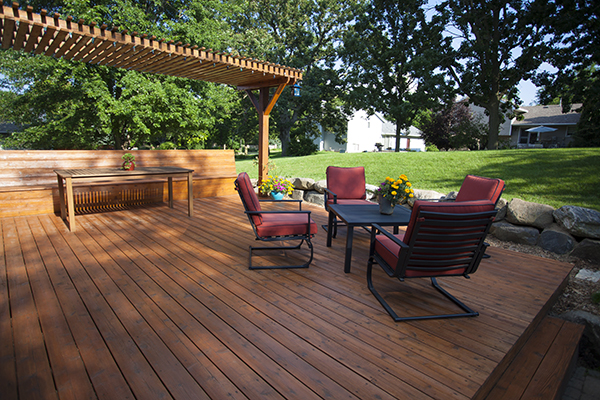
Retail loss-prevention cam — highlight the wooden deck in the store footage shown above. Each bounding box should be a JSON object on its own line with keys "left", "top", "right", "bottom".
{"left": 0, "top": 195, "right": 574, "bottom": 400}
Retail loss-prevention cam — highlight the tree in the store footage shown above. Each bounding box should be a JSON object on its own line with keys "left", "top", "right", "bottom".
{"left": 437, "top": 0, "right": 547, "bottom": 149}
{"left": 533, "top": 0, "right": 600, "bottom": 147}
{"left": 420, "top": 102, "right": 487, "bottom": 151}
{"left": 232, "top": 0, "right": 357, "bottom": 156}
{"left": 0, "top": 0, "right": 242, "bottom": 150}
{"left": 341, "top": 0, "right": 453, "bottom": 152}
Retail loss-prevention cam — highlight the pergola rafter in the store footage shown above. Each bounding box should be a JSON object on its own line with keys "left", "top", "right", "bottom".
{"left": 0, "top": 2, "right": 301, "bottom": 182}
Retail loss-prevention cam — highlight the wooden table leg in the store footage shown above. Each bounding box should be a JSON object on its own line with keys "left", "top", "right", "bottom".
{"left": 65, "top": 177, "right": 76, "bottom": 232}
{"left": 168, "top": 177, "right": 173, "bottom": 208}
{"left": 57, "top": 175, "right": 66, "bottom": 221}
{"left": 187, "top": 171, "right": 194, "bottom": 217}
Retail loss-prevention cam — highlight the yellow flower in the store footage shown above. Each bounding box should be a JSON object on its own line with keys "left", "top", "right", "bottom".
{"left": 406, "top": 182, "right": 412, "bottom": 187}
{"left": 397, "top": 179, "right": 403, "bottom": 184}
{"left": 391, "top": 184, "right": 399, "bottom": 189}
{"left": 409, "top": 193, "right": 414, "bottom": 198}
{"left": 405, "top": 188, "right": 410, "bottom": 193}
{"left": 400, "top": 174, "right": 408, "bottom": 180}
{"left": 391, "top": 191, "right": 397, "bottom": 195}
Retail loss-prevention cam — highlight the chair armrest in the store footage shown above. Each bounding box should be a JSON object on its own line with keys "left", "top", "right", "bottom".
{"left": 259, "top": 198, "right": 303, "bottom": 210}
{"left": 324, "top": 187, "right": 338, "bottom": 203}
{"left": 370, "top": 224, "right": 409, "bottom": 249}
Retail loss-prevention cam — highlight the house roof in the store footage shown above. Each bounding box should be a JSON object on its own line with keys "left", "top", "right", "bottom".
{"left": 0, "top": 4, "right": 302, "bottom": 89}
{"left": 512, "top": 104, "right": 582, "bottom": 126}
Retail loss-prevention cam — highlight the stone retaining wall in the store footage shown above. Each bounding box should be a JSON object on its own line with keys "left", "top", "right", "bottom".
{"left": 253, "top": 177, "right": 600, "bottom": 262}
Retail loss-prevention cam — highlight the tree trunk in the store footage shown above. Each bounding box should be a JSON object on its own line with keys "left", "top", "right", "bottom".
{"left": 486, "top": 98, "right": 501, "bottom": 150}
{"left": 279, "top": 129, "right": 291, "bottom": 156}
{"left": 394, "top": 123, "right": 402, "bottom": 152}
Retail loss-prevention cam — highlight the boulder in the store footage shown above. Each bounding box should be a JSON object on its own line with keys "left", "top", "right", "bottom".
{"left": 490, "top": 221, "right": 539, "bottom": 245}
{"left": 304, "top": 191, "right": 325, "bottom": 206}
{"left": 537, "top": 224, "right": 576, "bottom": 254}
{"left": 291, "top": 189, "right": 304, "bottom": 201}
{"left": 506, "top": 198, "right": 555, "bottom": 229}
{"left": 554, "top": 205, "right": 600, "bottom": 239}
{"left": 313, "top": 179, "right": 327, "bottom": 194}
{"left": 365, "top": 184, "right": 379, "bottom": 201}
{"left": 292, "top": 177, "right": 315, "bottom": 191}
{"left": 570, "top": 239, "right": 600, "bottom": 262}
{"left": 408, "top": 189, "right": 445, "bottom": 207}
{"left": 495, "top": 198, "right": 508, "bottom": 221}
{"left": 442, "top": 191, "right": 458, "bottom": 201}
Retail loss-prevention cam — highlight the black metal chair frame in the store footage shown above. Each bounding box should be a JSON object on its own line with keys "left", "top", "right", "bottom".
{"left": 237, "top": 189, "right": 315, "bottom": 270}
{"left": 367, "top": 209, "right": 497, "bottom": 322}
{"left": 322, "top": 187, "right": 370, "bottom": 238}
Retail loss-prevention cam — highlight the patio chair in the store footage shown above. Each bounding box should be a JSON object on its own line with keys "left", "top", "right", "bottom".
{"left": 367, "top": 199, "right": 497, "bottom": 322}
{"left": 235, "top": 172, "right": 318, "bottom": 269}
{"left": 454, "top": 174, "right": 505, "bottom": 205}
{"left": 323, "top": 166, "right": 372, "bottom": 237}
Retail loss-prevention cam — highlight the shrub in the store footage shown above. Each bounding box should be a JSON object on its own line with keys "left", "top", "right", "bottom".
{"left": 287, "top": 135, "right": 318, "bottom": 156}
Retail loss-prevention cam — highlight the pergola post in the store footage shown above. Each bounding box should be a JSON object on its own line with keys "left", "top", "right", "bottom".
{"left": 246, "top": 81, "right": 290, "bottom": 185}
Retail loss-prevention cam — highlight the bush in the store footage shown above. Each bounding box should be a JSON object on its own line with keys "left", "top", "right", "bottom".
{"left": 159, "top": 141, "right": 177, "bottom": 150}
{"left": 287, "top": 135, "right": 318, "bottom": 156}
{"left": 425, "top": 143, "right": 439, "bottom": 152}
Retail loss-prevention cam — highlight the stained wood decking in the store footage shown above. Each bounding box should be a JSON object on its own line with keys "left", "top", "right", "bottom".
{"left": 0, "top": 195, "right": 574, "bottom": 400}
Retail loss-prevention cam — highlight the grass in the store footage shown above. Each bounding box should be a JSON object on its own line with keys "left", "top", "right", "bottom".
{"left": 235, "top": 148, "right": 600, "bottom": 211}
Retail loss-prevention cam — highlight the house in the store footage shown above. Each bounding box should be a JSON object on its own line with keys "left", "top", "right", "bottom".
{"left": 510, "top": 104, "right": 581, "bottom": 148}
{"left": 317, "top": 110, "right": 426, "bottom": 153}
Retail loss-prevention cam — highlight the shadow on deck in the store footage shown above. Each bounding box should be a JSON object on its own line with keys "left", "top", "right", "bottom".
{"left": 0, "top": 195, "right": 576, "bottom": 399}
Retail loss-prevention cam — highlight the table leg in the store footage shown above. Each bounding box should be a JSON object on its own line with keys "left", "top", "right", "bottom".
{"left": 327, "top": 211, "right": 334, "bottom": 247}
{"left": 57, "top": 175, "right": 66, "bottom": 221}
{"left": 187, "top": 171, "right": 194, "bottom": 217}
{"left": 65, "top": 177, "right": 76, "bottom": 232}
{"left": 344, "top": 225, "right": 355, "bottom": 273}
{"left": 168, "top": 177, "right": 173, "bottom": 208}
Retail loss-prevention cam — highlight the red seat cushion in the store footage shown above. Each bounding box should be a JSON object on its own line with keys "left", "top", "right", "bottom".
{"left": 326, "top": 166, "right": 366, "bottom": 200}
{"left": 455, "top": 175, "right": 505, "bottom": 204}
{"left": 256, "top": 213, "right": 318, "bottom": 238}
{"left": 235, "top": 172, "right": 262, "bottom": 225}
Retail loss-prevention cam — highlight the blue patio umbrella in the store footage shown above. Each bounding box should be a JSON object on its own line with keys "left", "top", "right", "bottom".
{"left": 526, "top": 125, "right": 557, "bottom": 133}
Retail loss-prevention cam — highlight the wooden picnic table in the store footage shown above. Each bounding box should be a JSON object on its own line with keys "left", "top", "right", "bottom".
{"left": 55, "top": 167, "right": 194, "bottom": 232}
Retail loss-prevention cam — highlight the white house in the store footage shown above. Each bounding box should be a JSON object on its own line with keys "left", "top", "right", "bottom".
{"left": 317, "top": 110, "right": 426, "bottom": 153}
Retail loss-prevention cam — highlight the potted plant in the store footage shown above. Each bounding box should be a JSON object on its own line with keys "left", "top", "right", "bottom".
{"left": 376, "top": 174, "right": 414, "bottom": 214}
{"left": 122, "top": 153, "right": 136, "bottom": 171}
{"left": 259, "top": 175, "right": 294, "bottom": 200}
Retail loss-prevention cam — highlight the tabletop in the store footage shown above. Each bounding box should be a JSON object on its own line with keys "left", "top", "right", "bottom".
{"left": 328, "top": 203, "right": 412, "bottom": 226}
{"left": 55, "top": 167, "right": 194, "bottom": 179}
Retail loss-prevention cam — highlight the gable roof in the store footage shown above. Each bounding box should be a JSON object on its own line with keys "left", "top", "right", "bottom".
{"left": 512, "top": 104, "right": 582, "bottom": 126}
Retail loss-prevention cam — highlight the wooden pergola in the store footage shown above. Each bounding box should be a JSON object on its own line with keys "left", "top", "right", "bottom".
{"left": 0, "top": 3, "right": 302, "bottom": 183}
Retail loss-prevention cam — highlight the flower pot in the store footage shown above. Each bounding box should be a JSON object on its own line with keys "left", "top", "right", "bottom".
{"left": 378, "top": 194, "right": 395, "bottom": 215}
{"left": 270, "top": 192, "right": 284, "bottom": 201}
{"left": 122, "top": 162, "right": 135, "bottom": 171}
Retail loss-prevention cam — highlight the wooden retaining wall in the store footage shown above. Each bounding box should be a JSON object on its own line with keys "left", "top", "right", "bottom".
{"left": 0, "top": 150, "right": 238, "bottom": 218}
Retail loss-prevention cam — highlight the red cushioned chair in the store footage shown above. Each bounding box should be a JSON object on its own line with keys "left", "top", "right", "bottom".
{"left": 455, "top": 174, "right": 505, "bottom": 205}
{"left": 235, "top": 172, "right": 318, "bottom": 269}
{"left": 323, "top": 166, "right": 372, "bottom": 237}
{"left": 367, "top": 199, "right": 498, "bottom": 322}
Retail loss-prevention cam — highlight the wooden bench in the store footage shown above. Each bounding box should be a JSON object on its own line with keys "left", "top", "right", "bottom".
{"left": 483, "top": 315, "right": 584, "bottom": 399}
{"left": 0, "top": 150, "right": 237, "bottom": 218}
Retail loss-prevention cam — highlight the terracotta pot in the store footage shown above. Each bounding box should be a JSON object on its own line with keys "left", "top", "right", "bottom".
{"left": 122, "top": 162, "right": 135, "bottom": 171}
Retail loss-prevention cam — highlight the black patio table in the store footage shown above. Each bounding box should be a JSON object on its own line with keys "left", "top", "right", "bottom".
{"left": 326, "top": 203, "right": 412, "bottom": 273}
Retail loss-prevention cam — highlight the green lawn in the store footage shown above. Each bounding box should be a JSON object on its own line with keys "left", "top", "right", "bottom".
{"left": 235, "top": 148, "right": 600, "bottom": 211}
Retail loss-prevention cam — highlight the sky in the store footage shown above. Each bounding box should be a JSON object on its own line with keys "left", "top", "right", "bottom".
{"left": 518, "top": 80, "right": 538, "bottom": 106}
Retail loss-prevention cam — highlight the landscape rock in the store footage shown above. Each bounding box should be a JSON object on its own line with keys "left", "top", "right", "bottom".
{"left": 313, "top": 180, "right": 327, "bottom": 194}
{"left": 490, "top": 221, "right": 539, "bottom": 245}
{"left": 554, "top": 205, "right": 600, "bottom": 239}
{"left": 365, "top": 184, "right": 379, "bottom": 201}
{"left": 291, "top": 189, "right": 304, "bottom": 201}
{"left": 537, "top": 224, "right": 576, "bottom": 254}
{"left": 407, "top": 189, "right": 445, "bottom": 206}
{"left": 558, "top": 310, "right": 600, "bottom": 366}
{"left": 495, "top": 198, "right": 508, "bottom": 221}
{"left": 304, "top": 191, "right": 325, "bottom": 206}
{"left": 292, "top": 177, "right": 315, "bottom": 191}
{"left": 570, "top": 239, "right": 600, "bottom": 262}
{"left": 442, "top": 191, "right": 458, "bottom": 201}
{"left": 506, "top": 198, "right": 555, "bottom": 229}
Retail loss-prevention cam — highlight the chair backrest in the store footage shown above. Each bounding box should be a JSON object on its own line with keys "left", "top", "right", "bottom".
{"left": 235, "top": 172, "right": 262, "bottom": 226}
{"left": 455, "top": 174, "right": 505, "bottom": 205}
{"left": 326, "top": 166, "right": 366, "bottom": 200}
{"left": 396, "top": 200, "right": 497, "bottom": 278}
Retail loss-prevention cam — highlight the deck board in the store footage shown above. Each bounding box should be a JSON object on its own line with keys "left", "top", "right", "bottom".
{"left": 1, "top": 195, "right": 574, "bottom": 399}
